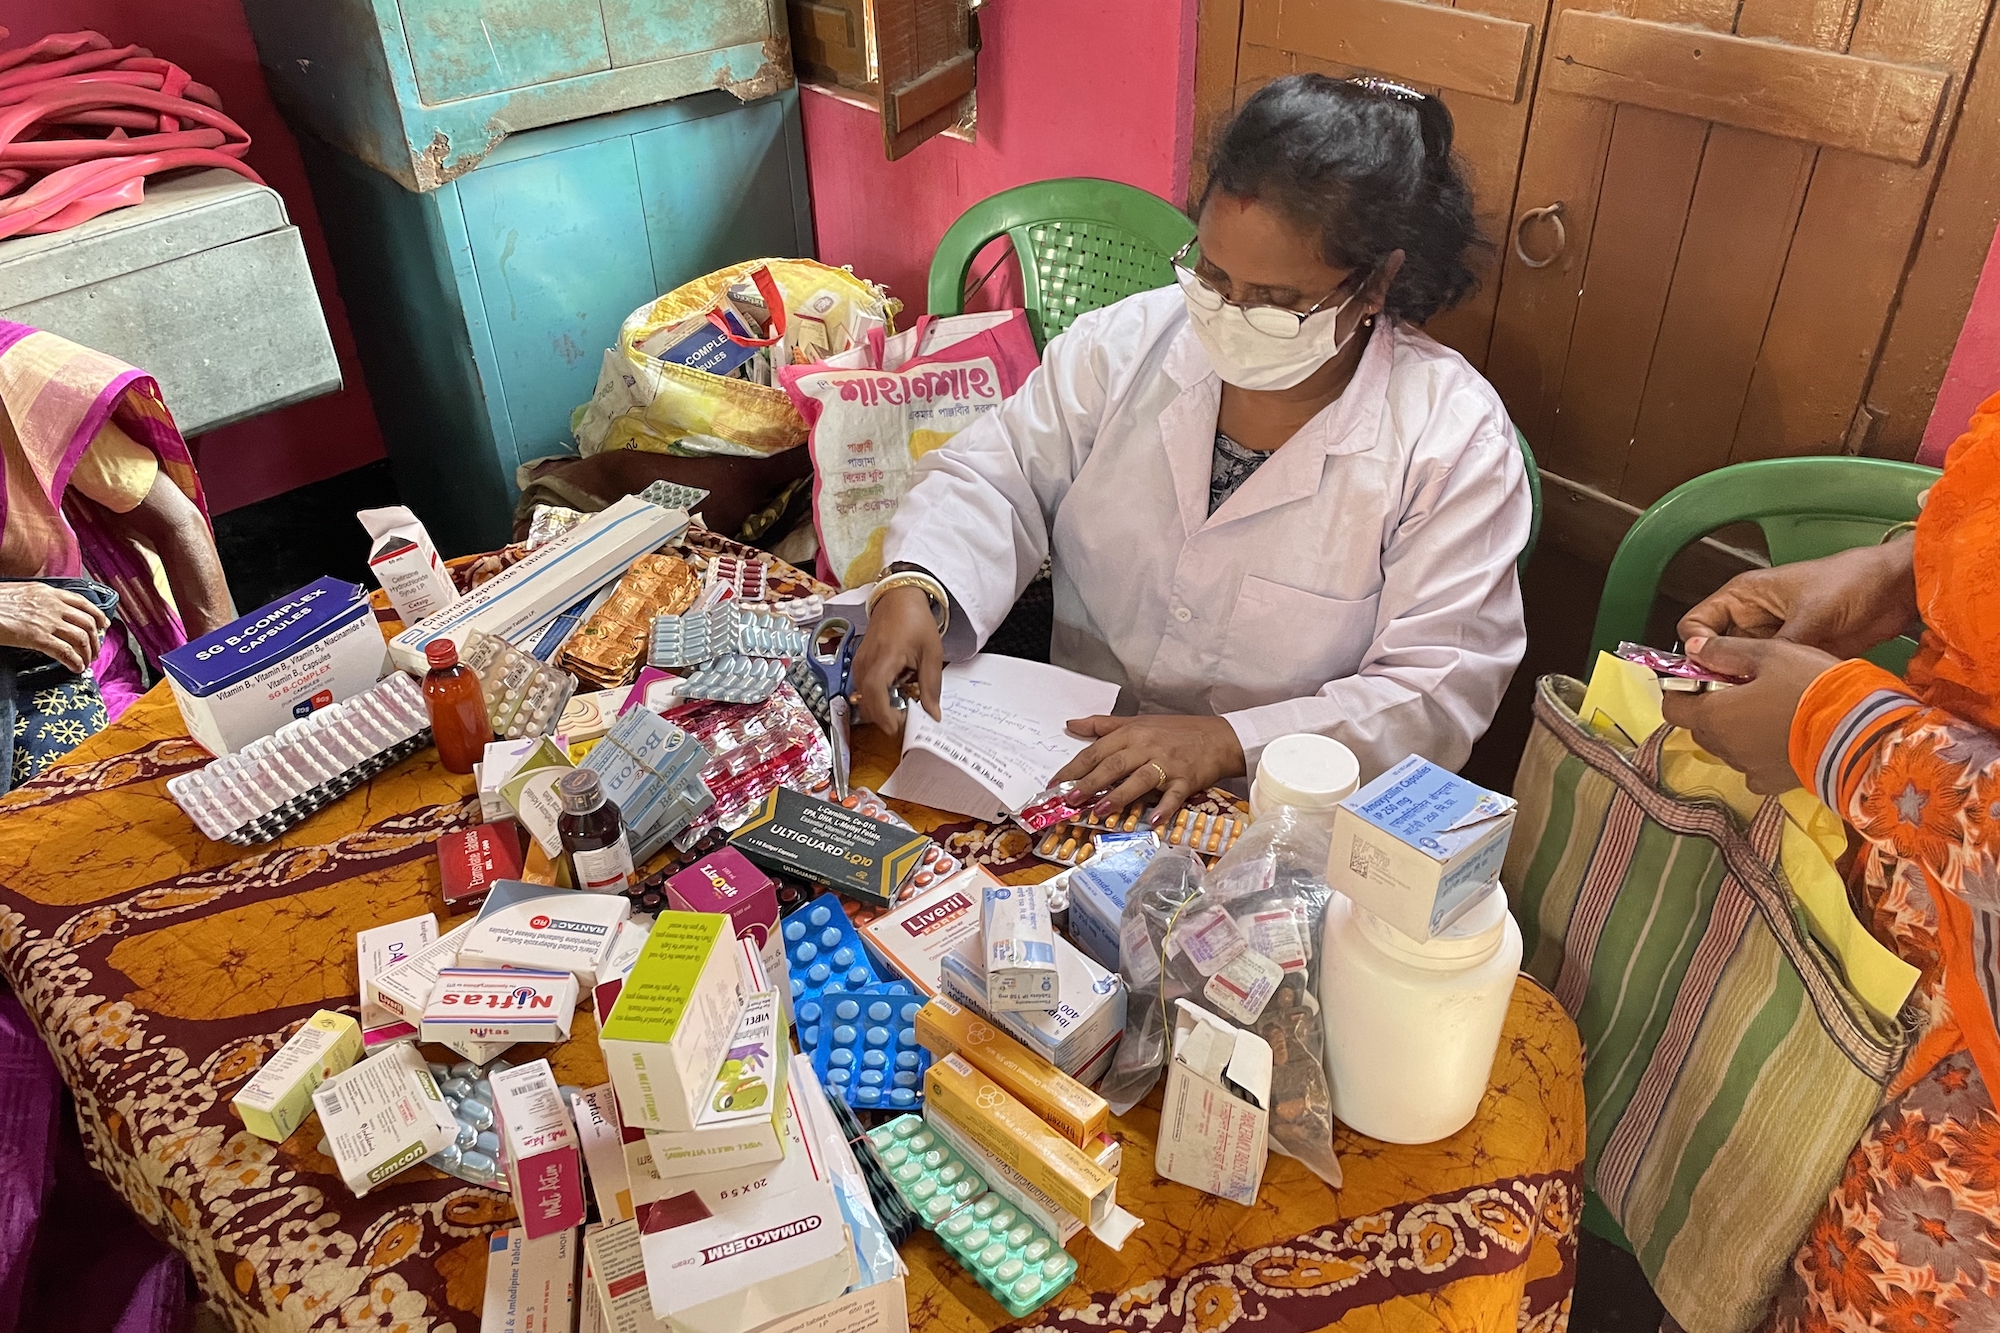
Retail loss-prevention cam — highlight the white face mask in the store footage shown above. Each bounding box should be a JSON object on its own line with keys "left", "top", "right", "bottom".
{"left": 1174, "top": 265, "right": 1363, "bottom": 392}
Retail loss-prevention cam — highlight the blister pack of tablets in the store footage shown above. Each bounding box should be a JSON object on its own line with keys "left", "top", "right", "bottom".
{"left": 680, "top": 653, "right": 788, "bottom": 704}
{"left": 635, "top": 479, "right": 711, "bottom": 514}
{"left": 166, "top": 673, "right": 432, "bottom": 844}
{"left": 807, "top": 981, "right": 930, "bottom": 1112}
{"left": 783, "top": 895, "right": 881, "bottom": 1008}
{"left": 460, "top": 630, "right": 577, "bottom": 740}
{"left": 866, "top": 1117, "right": 1079, "bottom": 1318}
{"left": 650, "top": 605, "right": 810, "bottom": 668}
{"left": 1035, "top": 810, "right": 1241, "bottom": 865}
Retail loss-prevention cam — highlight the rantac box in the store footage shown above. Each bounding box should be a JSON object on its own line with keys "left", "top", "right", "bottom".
{"left": 861, "top": 867, "right": 987, "bottom": 995}
{"left": 232, "top": 1010, "right": 362, "bottom": 1142}
{"left": 312, "top": 1045, "right": 460, "bottom": 1197}
{"left": 1328, "top": 755, "right": 1517, "bottom": 941}
{"left": 160, "top": 577, "right": 384, "bottom": 756}
{"left": 421, "top": 967, "right": 578, "bottom": 1049}
{"left": 436, "top": 824, "right": 526, "bottom": 909}
{"left": 599, "top": 912, "right": 746, "bottom": 1132}
{"left": 459, "top": 881, "right": 631, "bottom": 989}
{"left": 491, "top": 1059, "right": 587, "bottom": 1239}
{"left": 913, "top": 996, "right": 1107, "bottom": 1147}
{"left": 729, "top": 787, "right": 929, "bottom": 908}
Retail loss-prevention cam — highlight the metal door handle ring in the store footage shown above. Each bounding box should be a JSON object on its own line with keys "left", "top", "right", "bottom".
{"left": 1514, "top": 203, "right": 1566, "bottom": 269}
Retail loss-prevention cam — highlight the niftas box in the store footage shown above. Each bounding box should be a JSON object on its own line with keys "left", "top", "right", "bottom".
{"left": 634, "top": 1076, "right": 856, "bottom": 1333}
{"left": 862, "top": 868, "right": 987, "bottom": 995}
{"left": 1156, "top": 1000, "right": 1272, "bottom": 1205}
{"left": 599, "top": 912, "right": 746, "bottom": 1132}
{"left": 729, "top": 787, "right": 929, "bottom": 908}
{"left": 233, "top": 1010, "right": 361, "bottom": 1142}
{"left": 1328, "top": 755, "right": 1517, "bottom": 941}
{"left": 421, "top": 967, "right": 578, "bottom": 1051}
{"left": 160, "top": 577, "right": 384, "bottom": 756}
{"left": 312, "top": 1044, "right": 459, "bottom": 1197}
{"left": 491, "top": 1059, "right": 587, "bottom": 1239}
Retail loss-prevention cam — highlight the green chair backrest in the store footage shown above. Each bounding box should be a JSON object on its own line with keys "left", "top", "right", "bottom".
{"left": 1589, "top": 456, "right": 1940, "bottom": 672}
{"left": 928, "top": 178, "right": 1544, "bottom": 574}
{"left": 926, "top": 177, "right": 1195, "bottom": 349}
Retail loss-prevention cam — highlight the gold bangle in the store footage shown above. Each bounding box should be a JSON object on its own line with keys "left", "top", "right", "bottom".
{"left": 868, "top": 571, "right": 950, "bottom": 636}
{"left": 1880, "top": 520, "right": 1918, "bottom": 544}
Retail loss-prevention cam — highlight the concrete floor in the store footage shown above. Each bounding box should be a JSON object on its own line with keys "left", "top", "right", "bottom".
{"left": 209, "top": 467, "right": 1676, "bottom": 1331}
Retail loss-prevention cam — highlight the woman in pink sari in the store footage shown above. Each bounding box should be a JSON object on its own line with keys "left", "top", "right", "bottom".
{"left": 0, "top": 320, "right": 231, "bottom": 782}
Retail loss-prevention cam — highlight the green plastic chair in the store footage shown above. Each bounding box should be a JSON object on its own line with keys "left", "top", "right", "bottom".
{"left": 927, "top": 177, "right": 1545, "bottom": 574}
{"left": 927, "top": 177, "right": 1196, "bottom": 348}
{"left": 1589, "top": 455, "right": 1941, "bottom": 674}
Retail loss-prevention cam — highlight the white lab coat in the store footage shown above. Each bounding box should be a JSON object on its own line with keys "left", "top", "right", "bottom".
{"left": 881, "top": 286, "right": 1528, "bottom": 779}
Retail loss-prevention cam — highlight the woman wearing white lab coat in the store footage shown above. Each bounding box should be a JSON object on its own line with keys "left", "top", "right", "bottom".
{"left": 852, "top": 74, "right": 1529, "bottom": 822}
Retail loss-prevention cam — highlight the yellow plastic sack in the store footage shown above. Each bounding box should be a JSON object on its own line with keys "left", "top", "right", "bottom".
{"left": 571, "top": 259, "right": 900, "bottom": 459}
{"left": 1579, "top": 652, "right": 1918, "bottom": 1024}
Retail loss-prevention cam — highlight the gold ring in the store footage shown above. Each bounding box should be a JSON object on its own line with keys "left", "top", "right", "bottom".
{"left": 1144, "top": 761, "right": 1168, "bottom": 790}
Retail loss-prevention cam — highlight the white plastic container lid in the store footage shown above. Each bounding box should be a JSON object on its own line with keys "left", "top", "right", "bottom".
{"left": 1353, "top": 881, "right": 1510, "bottom": 969}
{"left": 1250, "top": 733, "right": 1361, "bottom": 815}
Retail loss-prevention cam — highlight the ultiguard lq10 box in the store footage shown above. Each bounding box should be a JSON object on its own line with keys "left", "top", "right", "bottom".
{"left": 160, "top": 577, "right": 384, "bottom": 756}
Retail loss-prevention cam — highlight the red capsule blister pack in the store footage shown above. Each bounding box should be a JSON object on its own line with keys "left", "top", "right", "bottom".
{"left": 1615, "top": 641, "right": 1750, "bottom": 690}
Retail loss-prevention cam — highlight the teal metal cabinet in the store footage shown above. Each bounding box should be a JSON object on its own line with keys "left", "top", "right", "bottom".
{"left": 242, "top": 0, "right": 791, "bottom": 191}
{"left": 301, "top": 90, "right": 814, "bottom": 555}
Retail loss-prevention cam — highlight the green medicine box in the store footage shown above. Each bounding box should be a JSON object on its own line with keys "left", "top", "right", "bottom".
{"left": 600, "top": 912, "right": 745, "bottom": 1134}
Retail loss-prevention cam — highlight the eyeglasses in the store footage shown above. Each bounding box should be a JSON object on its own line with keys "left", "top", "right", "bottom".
{"left": 1170, "top": 239, "right": 1361, "bottom": 339}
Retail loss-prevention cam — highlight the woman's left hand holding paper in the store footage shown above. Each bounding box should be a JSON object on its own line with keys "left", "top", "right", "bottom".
{"left": 1053, "top": 714, "right": 1247, "bottom": 826}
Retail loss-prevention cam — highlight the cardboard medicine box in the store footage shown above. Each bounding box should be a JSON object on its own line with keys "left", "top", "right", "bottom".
{"left": 667, "top": 848, "right": 779, "bottom": 953}
{"left": 312, "top": 1044, "right": 459, "bottom": 1197}
{"left": 491, "top": 1059, "right": 587, "bottom": 1239}
{"left": 938, "top": 934, "right": 1126, "bottom": 1084}
{"left": 437, "top": 824, "right": 526, "bottom": 909}
{"left": 232, "top": 1010, "right": 361, "bottom": 1142}
{"left": 459, "top": 881, "right": 631, "bottom": 988}
{"left": 913, "top": 995, "right": 1107, "bottom": 1147}
{"left": 729, "top": 787, "right": 929, "bottom": 907}
{"left": 1156, "top": 1000, "right": 1272, "bottom": 1205}
{"left": 160, "top": 577, "right": 384, "bottom": 756}
{"left": 420, "top": 967, "right": 578, "bottom": 1048}
{"left": 981, "top": 878, "right": 1059, "bottom": 1012}
{"left": 479, "top": 1224, "right": 576, "bottom": 1333}
{"left": 643, "top": 939, "right": 787, "bottom": 1177}
{"left": 599, "top": 912, "right": 745, "bottom": 1132}
{"left": 1328, "top": 755, "right": 1517, "bottom": 941}
{"left": 860, "top": 866, "right": 988, "bottom": 994}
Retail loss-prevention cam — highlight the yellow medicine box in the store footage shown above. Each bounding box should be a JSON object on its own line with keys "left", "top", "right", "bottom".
{"left": 924, "top": 1052, "right": 1117, "bottom": 1227}
{"left": 233, "top": 1010, "right": 363, "bottom": 1142}
{"left": 914, "top": 996, "right": 1109, "bottom": 1147}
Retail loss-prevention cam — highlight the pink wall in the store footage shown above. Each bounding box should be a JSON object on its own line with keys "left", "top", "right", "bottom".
{"left": 801, "top": 0, "right": 1201, "bottom": 318}
{"left": 1921, "top": 223, "right": 2000, "bottom": 464}
{"left": 0, "top": 7, "right": 387, "bottom": 512}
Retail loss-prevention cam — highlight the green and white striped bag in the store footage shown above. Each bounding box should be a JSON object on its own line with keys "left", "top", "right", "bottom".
{"left": 1504, "top": 676, "right": 1907, "bottom": 1333}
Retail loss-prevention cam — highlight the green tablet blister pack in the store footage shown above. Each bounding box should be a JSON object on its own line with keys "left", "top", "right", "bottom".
{"left": 867, "top": 1115, "right": 1078, "bottom": 1317}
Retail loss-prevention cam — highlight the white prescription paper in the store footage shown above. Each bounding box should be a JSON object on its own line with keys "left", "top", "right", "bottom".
{"left": 881, "top": 654, "right": 1119, "bottom": 820}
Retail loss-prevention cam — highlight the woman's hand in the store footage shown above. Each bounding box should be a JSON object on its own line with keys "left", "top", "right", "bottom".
{"left": 1659, "top": 635, "right": 1840, "bottom": 794}
{"left": 1678, "top": 538, "right": 1918, "bottom": 660}
{"left": 0, "top": 584, "right": 108, "bottom": 673}
{"left": 1051, "top": 714, "right": 1247, "bottom": 826}
{"left": 849, "top": 585, "right": 943, "bottom": 734}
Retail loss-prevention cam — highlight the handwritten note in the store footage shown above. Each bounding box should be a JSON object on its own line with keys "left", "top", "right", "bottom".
{"left": 880, "top": 654, "right": 1121, "bottom": 820}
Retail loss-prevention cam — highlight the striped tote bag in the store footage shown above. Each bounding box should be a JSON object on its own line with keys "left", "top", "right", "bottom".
{"left": 1503, "top": 676, "right": 1906, "bottom": 1333}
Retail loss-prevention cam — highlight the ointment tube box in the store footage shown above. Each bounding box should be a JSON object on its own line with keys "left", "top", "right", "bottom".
{"left": 912, "top": 996, "right": 1108, "bottom": 1147}
{"left": 981, "top": 879, "right": 1059, "bottom": 1012}
{"left": 491, "top": 1059, "right": 587, "bottom": 1239}
{"left": 480, "top": 1224, "right": 577, "bottom": 1333}
{"left": 371, "top": 920, "right": 472, "bottom": 1022}
{"left": 421, "top": 967, "right": 578, "bottom": 1047}
{"left": 357, "top": 913, "right": 437, "bottom": 1027}
{"left": 233, "top": 1010, "right": 362, "bottom": 1142}
{"left": 312, "top": 1044, "right": 459, "bottom": 1197}
{"left": 599, "top": 912, "right": 745, "bottom": 1132}
{"left": 924, "top": 1052, "right": 1118, "bottom": 1228}
{"left": 924, "top": 1107, "right": 1092, "bottom": 1245}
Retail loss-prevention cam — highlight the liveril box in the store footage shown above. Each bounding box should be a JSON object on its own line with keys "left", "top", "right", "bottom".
{"left": 1328, "top": 755, "right": 1516, "bottom": 941}
{"left": 160, "top": 577, "right": 383, "bottom": 756}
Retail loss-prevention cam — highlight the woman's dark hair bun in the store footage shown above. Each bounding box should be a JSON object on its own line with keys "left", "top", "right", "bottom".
{"left": 1201, "top": 73, "right": 1488, "bottom": 324}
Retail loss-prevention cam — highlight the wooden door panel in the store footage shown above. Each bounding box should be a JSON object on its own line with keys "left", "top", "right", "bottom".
{"left": 1244, "top": 0, "right": 1535, "bottom": 99}
{"left": 1542, "top": 12, "right": 1950, "bottom": 163}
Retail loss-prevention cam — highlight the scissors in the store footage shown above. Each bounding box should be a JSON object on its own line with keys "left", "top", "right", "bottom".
{"left": 810, "top": 617, "right": 860, "bottom": 798}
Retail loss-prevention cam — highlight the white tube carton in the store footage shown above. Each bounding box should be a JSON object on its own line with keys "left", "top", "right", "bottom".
{"left": 312, "top": 1044, "right": 460, "bottom": 1197}
{"left": 480, "top": 1225, "right": 576, "bottom": 1333}
{"left": 571, "top": 1085, "right": 635, "bottom": 1224}
{"left": 460, "top": 882, "right": 631, "bottom": 989}
{"left": 981, "top": 878, "right": 1059, "bottom": 1012}
{"left": 359, "top": 506, "right": 460, "bottom": 626}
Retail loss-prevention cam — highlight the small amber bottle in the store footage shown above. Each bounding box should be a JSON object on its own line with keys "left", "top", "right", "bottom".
{"left": 556, "top": 769, "right": 635, "bottom": 892}
{"left": 422, "top": 639, "right": 492, "bottom": 774}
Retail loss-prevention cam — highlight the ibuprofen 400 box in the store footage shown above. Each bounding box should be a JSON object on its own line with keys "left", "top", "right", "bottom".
{"left": 160, "top": 577, "right": 384, "bottom": 757}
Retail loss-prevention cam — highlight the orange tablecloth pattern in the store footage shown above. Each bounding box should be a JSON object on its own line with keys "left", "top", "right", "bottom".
{"left": 0, "top": 681, "right": 1583, "bottom": 1333}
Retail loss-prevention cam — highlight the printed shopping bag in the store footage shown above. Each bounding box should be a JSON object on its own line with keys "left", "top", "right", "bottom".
{"left": 1504, "top": 675, "right": 1907, "bottom": 1333}
{"left": 572, "top": 259, "right": 898, "bottom": 459}
{"left": 778, "top": 310, "right": 1039, "bottom": 589}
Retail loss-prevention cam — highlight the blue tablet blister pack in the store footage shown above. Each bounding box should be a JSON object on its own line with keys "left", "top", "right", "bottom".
{"left": 807, "top": 981, "right": 930, "bottom": 1111}
{"left": 781, "top": 894, "right": 880, "bottom": 1009}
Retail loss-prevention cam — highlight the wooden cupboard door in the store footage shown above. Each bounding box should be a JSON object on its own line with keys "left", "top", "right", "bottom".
{"left": 1483, "top": 0, "right": 1982, "bottom": 508}
{"left": 1220, "top": 0, "right": 1558, "bottom": 364}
